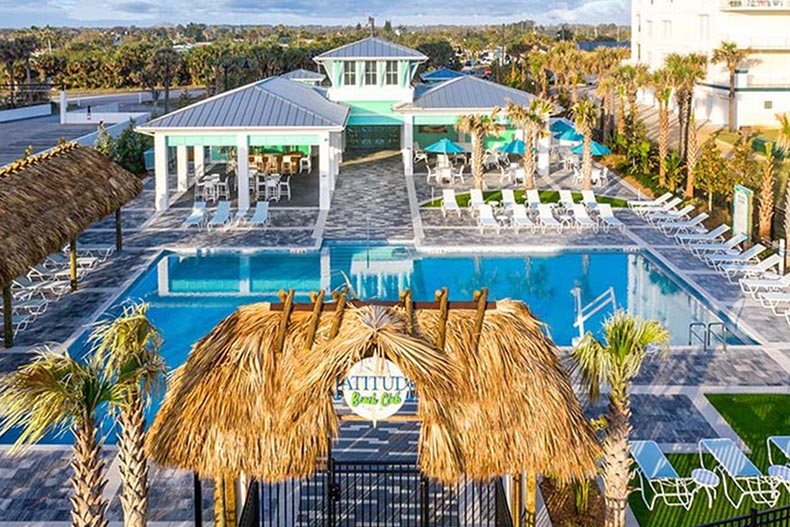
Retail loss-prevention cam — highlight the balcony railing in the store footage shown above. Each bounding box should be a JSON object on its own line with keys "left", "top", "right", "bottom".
{"left": 721, "top": 0, "right": 790, "bottom": 10}
{"left": 720, "top": 34, "right": 790, "bottom": 50}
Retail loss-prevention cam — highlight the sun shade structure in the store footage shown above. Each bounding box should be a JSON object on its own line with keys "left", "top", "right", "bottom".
{"left": 146, "top": 289, "right": 599, "bottom": 486}
{"left": 555, "top": 129, "right": 584, "bottom": 142}
{"left": 0, "top": 143, "right": 142, "bottom": 346}
{"left": 499, "top": 139, "right": 527, "bottom": 155}
{"left": 572, "top": 140, "right": 613, "bottom": 156}
{"left": 424, "top": 138, "right": 465, "bottom": 154}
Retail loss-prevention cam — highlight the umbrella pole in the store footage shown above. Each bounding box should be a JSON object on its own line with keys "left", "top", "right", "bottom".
{"left": 115, "top": 209, "right": 123, "bottom": 252}
{"left": 2, "top": 285, "right": 12, "bottom": 348}
{"left": 69, "top": 239, "right": 78, "bottom": 292}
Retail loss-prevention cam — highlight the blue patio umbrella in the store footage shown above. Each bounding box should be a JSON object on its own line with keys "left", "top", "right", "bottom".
{"left": 550, "top": 120, "right": 574, "bottom": 134}
{"left": 499, "top": 139, "right": 526, "bottom": 155}
{"left": 424, "top": 138, "right": 465, "bottom": 154}
{"left": 554, "top": 129, "right": 584, "bottom": 142}
{"left": 572, "top": 140, "right": 612, "bottom": 156}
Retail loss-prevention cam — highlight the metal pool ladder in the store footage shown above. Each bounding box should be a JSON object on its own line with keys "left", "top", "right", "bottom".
{"left": 571, "top": 286, "right": 617, "bottom": 344}
{"left": 688, "top": 322, "right": 727, "bottom": 351}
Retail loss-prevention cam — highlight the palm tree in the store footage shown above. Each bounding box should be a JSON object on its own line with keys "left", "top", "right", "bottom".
{"left": 665, "top": 53, "right": 707, "bottom": 161}
{"left": 777, "top": 112, "right": 790, "bottom": 153}
{"left": 149, "top": 47, "right": 180, "bottom": 113}
{"left": 0, "top": 39, "right": 21, "bottom": 107}
{"left": 712, "top": 41, "right": 750, "bottom": 133}
{"left": 90, "top": 303, "right": 166, "bottom": 527}
{"left": 0, "top": 350, "right": 119, "bottom": 527}
{"left": 758, "top": 142, "right": 776, "bottom": 241}
{"left": 685, "top": 113, "right": 700, "bottom": 198}
{"left": 457, "top": 109, "right": 504, "bottom": 190}
{"left": 506, "top": 97, "right": 553, "bottom": 190}
{"left": 651, "top": 68, "right": 674, "bottom": 188}
{"left": 573, "top": 99, "right": 599, "bottom": 190}
{"left": 571, "top": 312, "right": 669, "bottom": 527}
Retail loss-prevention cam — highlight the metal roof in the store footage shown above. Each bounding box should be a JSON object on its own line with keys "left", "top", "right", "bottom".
{"left": 139, "top": 77, "right": 348, "bottom": 130}
{"left": 280, "top": 69, "right": 326, "bottom": 81}
{"left": 397, "top": 76, "right": 537, "bottom": 111}
{"left": 314, "top": 37, "right": 427, "bottom": 61}
{"left": 419, "top": 68, "right": 465, "bottom": 81}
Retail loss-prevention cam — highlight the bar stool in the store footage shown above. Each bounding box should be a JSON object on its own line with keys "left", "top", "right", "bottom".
{"left": 299, "top": 156, "right": 312, "bottom": 174}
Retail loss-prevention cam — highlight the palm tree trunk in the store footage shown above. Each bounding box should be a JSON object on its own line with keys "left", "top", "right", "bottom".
{"left": 524, "top": 128, "right": 536, "bottom": 190}
{"left": 524, "top": 472, "right": 537, "bottom": 527}
{"left": 685, "top": 114, "right": 699, "bottom": 199}
{"left": 602, "top": 398, "right": 632, "bottom": 527}
{"left": 600, "top": 95, "right": 608, "bottom": 144}
{"left": 658, "top": 103, "right": 669, "bottom": 188}
{"left": 472, "top": 132, "right": 484, "bottom": 190}
{"left": 118, "top": 391, "right": 149, "bottom": 527}
{"left": 616, "top": 96, "right": 626, "bottom": 138}
{"left": 676, "top": 95, "right": 687, "bottom": 160}
{"left": 728, "top": 70, "right": 736, "bottom": 133}
{"left": 582, "top": 134, "right": 593, "bottom": 190}
{"left": 70, "top": 417, "right": 108, "bottom": 527}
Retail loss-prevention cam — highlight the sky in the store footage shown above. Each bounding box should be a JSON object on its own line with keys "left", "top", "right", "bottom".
{"left": 0, "top": 0, "right": 629, "bottom": 29}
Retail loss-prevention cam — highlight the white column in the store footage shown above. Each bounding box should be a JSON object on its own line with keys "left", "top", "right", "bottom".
{"left": 402, "top": 115, "right": 414, "bottom": 176}
{"left": 156, "top": 257, "right": 170, "bottom": 296}
{"left": 154, "top": 134, "right": 169, "bottom": 211}
{"left": 176, "top": 145, "right": 188, "bottom": 192}
{"left": 320, "top": 247, "right": 331, "bottom": 291}
{"left": 59, "top": 90, "right": 67, "bottom": 124}
{"left": 319, "top": 132, "right": 331, "bottom": 210}
{"left": 236, "top": 134, "right": 250, "bottom": 212}
{"left": 194, "top": 145, "right": 205, "bottom": 179}
{"left": 537, "top": 126, "right": 550, "bottom": 177}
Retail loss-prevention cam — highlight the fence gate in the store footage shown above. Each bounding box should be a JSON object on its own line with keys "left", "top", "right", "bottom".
{"left": 238, "top": 460, "right": 512, "bottom": 527}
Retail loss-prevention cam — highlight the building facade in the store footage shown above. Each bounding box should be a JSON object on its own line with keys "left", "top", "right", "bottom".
{"left": 631, "top": 0, "right": 790, "bottom": 128}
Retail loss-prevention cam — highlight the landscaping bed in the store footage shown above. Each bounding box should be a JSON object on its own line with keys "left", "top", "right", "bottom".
{"left": 541, "top": 478, "right": 605, "bottom": 527}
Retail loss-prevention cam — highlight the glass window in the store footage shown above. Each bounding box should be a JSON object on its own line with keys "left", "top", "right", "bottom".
{"left": 343, "top": 61, "right": 356, "bottom": 86}
{"left": 385, "top": 61, "right": 398, "bottom": 85}
{"left": 364, "top": 61, "right": 377, "bottom": 85}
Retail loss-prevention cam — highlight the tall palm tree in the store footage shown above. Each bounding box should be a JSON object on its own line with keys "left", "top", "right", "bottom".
{"left": 573, "top": 99, "right": 599, "bottom": 190}
{"left": 665, "top": 53, "right": 707, "bottom": 161}
{"left": 571, "top": 312, "right": 669, "bottom": 527}
{"left": 651, "top": 68, "right": 674, "bottom": 188}
{"left": 149, "top": 47, "right": 180, "bottom": 113}
{"left": 777, "top": 112, "right": 790, "bottom": 153}
{"left": 527, "top": 51, "right": 549, "bottom": 98}
{"left": 506, "top": 97, "right": 553, "bottom": 190}
{"left": 457, "top": 109, "right": 504, "bottom": 190}
{"left": 712, "top": 41, "right": 750, "bottom": 133}
{"left": 90, "top": 303, "right": 166, "bottom": 527}
{"left": 685, "top": 113, "right": 700, "bottom": 198}
{"left": 0, "top": 39, "right": 21, "bottom": 107}
{"left": 0, "top": 350, "right": 119, "bottom": 527}
{"left": 758, "top": 143, "right": 776, "bottom": 241}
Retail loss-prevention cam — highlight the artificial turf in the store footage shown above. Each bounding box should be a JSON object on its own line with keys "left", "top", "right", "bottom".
{"left": 630, "top": 394, "right": 790, "bottom": 527}
{"left": 420, "top": 189, "right": 629, "bottom": 209}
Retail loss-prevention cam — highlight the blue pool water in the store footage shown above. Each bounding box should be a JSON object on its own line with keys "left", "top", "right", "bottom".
{"left": 4, "top": 247, "right": 745, "bottom": 444}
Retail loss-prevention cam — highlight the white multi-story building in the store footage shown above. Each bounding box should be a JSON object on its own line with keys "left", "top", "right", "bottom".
{"left": 631, "top": 0, "right": 790, "bottom": 128}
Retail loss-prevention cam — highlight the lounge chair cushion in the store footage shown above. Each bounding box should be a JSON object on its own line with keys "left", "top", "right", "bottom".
{"left": 632, "top": 441, "right": 679, "bottom": 479}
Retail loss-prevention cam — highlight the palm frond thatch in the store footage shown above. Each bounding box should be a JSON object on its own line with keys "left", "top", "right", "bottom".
{"left": 0, "top": 143, "right": 142, "bottom": 285}
{"left": 146, "top": 298, "right": 599, "bottom": 485}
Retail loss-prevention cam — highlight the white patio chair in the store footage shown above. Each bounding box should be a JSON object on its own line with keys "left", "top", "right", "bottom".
{"left": 628, "top": 192, "right": 673, "bottom": 211}
{"left": 689, "top": 234, "right": 747, "bottom": 258}
{"left": 698, "top": 438, "right": 781, "bottom": 508}
{"left": 631, "top": 441, "right": 707, "bottom": 510}
{"left": 512, "top": 205, "right": 535, "bottom": 234}
{"left": 597, "top": 204, "right": 625, "bottom": 232}
{"left": 740, "top": 272, "right": 790, "bottom": 299}
{"left": 299, "top": 156, "right": 312, "bottom": 174}
{"left": 207, "top": 201, "right": 232, "bottom": 230}
{"left": 439, "top": 166, "right": 454, "bottom": 185}
{"left": 721, "top": 253, "right": 780, "bottom": 283}
{"left": 537, "top": 204, "right": 562, "bottom": 233}
{"left": 477, "top": 204, "right": 500, "bottom": 235}
{"left": 441, "top": 189, "right": 461, "bottom": 217}
{"left": 469, "top": 189, "right": 485, "bottom": 213}
{"left": 501, "top": 189, "right": 518, "bottom": 210}
{"left": 514, "top": 168, "right": 526, "bottom": 185}
{"left": 559, "top": 190, "right": 575, "bottom": 209}
{"left": 705, "top": 244, "right": 766, "bottom": 270}
{"left": 526, "top": 189, "right": 541, "bottom": 212}
{"left": 499, "top": 166, "right": 512, "bottom": 184}
{"left": 454, "top": 165, "right": 466, "bottom": 184}
{"left": 599, "top": 166, "right": 610, "bottom": 185}
{"left": 581, "top": 190, "right": 598, "bottom": 210}
{"left": 214, "top": 181, "right": 230, "bottom": 202}
{"left": 184, "top": 201, "right": 207, "bottom": 228}
{"left": 265, "top": 174, "right": 281, "bottom": 201}
{"left": 656, "top": 212, "right": 709, "bottom": 235}
{"left": 426, "top": 166, "right": 438, "bottom": 184}
{"left": 676, "top": 224, "right": 729, "bottom": 248}
{"left": 279, "top": 175, "right": 292, "bottom": 201}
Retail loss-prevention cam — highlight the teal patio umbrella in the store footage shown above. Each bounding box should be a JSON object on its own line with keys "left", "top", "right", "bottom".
{"left": 554, "top": 129, "right": 584, "bottom": 142}
{"left": 550, "top": 120, "right": 574, "bottom": 134}
{"left": 499, "top": 139, "right": 526, "bottom": 155}
{"left": 424, "top": 138, "right": 465, "bottom": 154}
{"left": 572, "top": 140, "right": 612, "bottom": 156}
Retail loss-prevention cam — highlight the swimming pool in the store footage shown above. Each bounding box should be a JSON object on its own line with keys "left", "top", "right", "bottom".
{"left": 3, "top": 246, "right": 746, "bottom": 444}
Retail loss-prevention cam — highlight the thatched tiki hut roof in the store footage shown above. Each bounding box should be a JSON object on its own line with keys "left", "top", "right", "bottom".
{"left": 0, "top": 143, "right": 142, "bottom": 286}
{"left": 147, "top": 289, "right": 599, "bottom": 485}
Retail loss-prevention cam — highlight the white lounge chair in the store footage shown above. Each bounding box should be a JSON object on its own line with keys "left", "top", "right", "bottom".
{"left": 598, "top": 204, "right": 625, "bottom": 233}
{"left": 11, "top": 277, "right": 69, "bottom": 299}
{"left": 646, "top": 204, "right": 695, "bottom": 224}
{"left": 628, "top": 192, "right": 673, "bottom": 211}
{"left": 740, "top": 272, "right": 790, "bottom": 299}
{"left": 470, "top": 189, "right": 485, "bottom": 212}
{"left": 721, "top": 253, "right": 780, "bottom": 283}
{"left": 758, "top": 291, "right": 790, "bottom": 315}
{"left": 441, "top": 189, "right": 461, "bottom": 217}
{"left": 477, "top": 204, "right": 500, "bottom": 234}
{"left": 0, "top": 313, "right": 32, "bottom": 339}
{"left": 526, "top": 189, "right": 541, "bottom": 211}
{"left": 676, "top": 224, "right": 729, "bottom": 247}
{"left": 537, "top": 204, "right": 562, "bottom": 233}
{"left": 249, "top": 201, "right": 270, "bottom": 226}
{"left": 501, "top": 189, "right": 518, "bottom": 210}
{"left": 689, "top": 234, "right": 746, "bottom": 258}
{"left": 559, "top": 190, "right": 575, "bottom": 209}
{"left": 207, "top": 201, "right": 232, "bottom": 230}
{"left": 656, "top": 212, "right": 708, "bottom": 235}
{"left": 698, "top": 438, "right": 781, "bottom": 508}
{"left": 184, "top": 201, "right": 207, "bottom": 228}
{"left": 636, "top": 196, "right": 682, "bottom": 218}
{"left": 571, "top": 204, "right": 598, "bottom": 232}
{"left": 511, "top": 204, "right": 535, "bottom": 234}
{"left": 767, "top": 436, "right": 790, "bottom": 493}
{"left": 705, "top": 244, "right": 765, "bottom": 270}
{"left": 631, "top": 440, "right": 708, "bottom": 510}
{"left": 581, "top": 190, "right": 598, "bottom": 210}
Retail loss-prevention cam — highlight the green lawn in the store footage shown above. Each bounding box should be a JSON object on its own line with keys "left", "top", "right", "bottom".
{"left": 420, "top": 190, "right": 629, "bottom": 208}
{"left": 631, "top": 394, "right": 790, "bottom": 527}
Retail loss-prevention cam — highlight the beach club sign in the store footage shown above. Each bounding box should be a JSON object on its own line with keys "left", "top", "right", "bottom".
{"left": 337, "top": 357, "right": 413, "bottom": 425}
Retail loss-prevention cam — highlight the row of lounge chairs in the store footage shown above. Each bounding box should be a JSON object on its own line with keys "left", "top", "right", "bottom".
{"left": 184, "top": 201, "right": 270, "bottom": 230}
{"left": 440, "top": 188, "right": 625, "bottom": 234}
{"left": 631, "top": 437, "right": 790, "bottom": 511}
{"left": 1, "top": 247, "right": 113, "bottom": 340}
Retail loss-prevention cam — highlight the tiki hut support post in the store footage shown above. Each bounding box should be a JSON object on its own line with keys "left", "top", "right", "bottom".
{"left": 511, "top": 473, "right": 523, "bottom": 527}
{"left": 2, "top": 285, "right": 12, "bottom": 348}
{"left": 193, "top": 473, "right": 203, "bottom": 527}
{"left": 213, "top": 475, "right": 237, "bottom": 527}
{"left": 303, "top": 290, "right": 326, "bottom": 351}
{"left": 69, "top": 239, "right": 78, "bottom": 292}
{"left": 524, "top": 472, "right": 538, "bottom": 527}
{"left": 434, "top": 287, "right": 449, "bottom": 349}
{"left": 115, "top": 209, "right": 123, "bottom": 252}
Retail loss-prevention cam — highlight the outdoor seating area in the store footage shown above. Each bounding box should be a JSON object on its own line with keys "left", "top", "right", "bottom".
{"left": 183, "top": 200, "right": 271, "bottom": 230}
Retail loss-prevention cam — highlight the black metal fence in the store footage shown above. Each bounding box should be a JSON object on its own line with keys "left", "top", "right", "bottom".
{"left": 238, "top": 460, "right": 512, "bottom": 527}
{"left": 695, "top": 505, "right": 790, "bottom": 527}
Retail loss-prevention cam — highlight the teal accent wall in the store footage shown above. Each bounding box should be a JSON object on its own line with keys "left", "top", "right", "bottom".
{"left": 414, "top": 115, "right": 460, "bottom": 126}
{"left": 414, "top": 125, "right": 460, "bottom": 149}
{"left": 346, "top": 100, "right": 403, "bottom": 126}
{"left": 167, "top": 134, "right": 235, "bottom": 147}
{"left": 248, "top": 134, "right": 320, "bottom": 146}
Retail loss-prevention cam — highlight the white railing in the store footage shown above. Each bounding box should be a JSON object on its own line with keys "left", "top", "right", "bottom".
{"left": 721, "top": 0, "right": 790, "bottom": 9}
{"left": 746, "top": 75, "right": 790, "bottom": 87}
{"left": 720, "top": 34, "right": 790, "bottom": 50}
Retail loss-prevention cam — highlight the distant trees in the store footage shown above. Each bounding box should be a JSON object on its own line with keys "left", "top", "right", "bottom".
{"left": 149, "top": 47, "right": 180, "bottom": 113}
{"left": 416, "top": 40, "right": 459, "bottom": 71}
